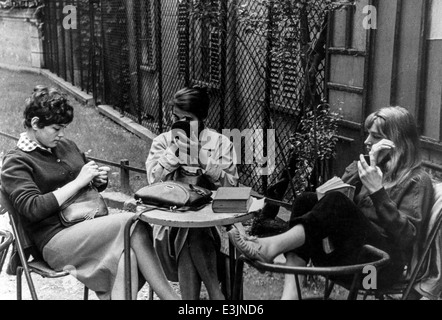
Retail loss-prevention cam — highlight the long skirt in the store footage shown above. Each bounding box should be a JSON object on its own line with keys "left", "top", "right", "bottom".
{"left": 42, "top": 212, "right": 145, "bottom": 300}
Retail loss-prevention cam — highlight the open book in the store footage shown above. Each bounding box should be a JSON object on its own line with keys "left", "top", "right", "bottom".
{"left": 316, "top": 176, "right": 356, "bottom": 201}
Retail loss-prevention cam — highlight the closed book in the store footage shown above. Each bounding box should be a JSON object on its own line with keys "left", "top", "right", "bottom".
{"left": 212, "top": 187, "right": 253, "bottom": 213}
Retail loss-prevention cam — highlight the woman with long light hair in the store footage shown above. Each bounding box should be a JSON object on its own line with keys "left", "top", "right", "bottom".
{"left": 363, "top": 107, "right": 422, "bottom": 188}
{"left": 229, "top": 106, "right": 434, "bottom": 299}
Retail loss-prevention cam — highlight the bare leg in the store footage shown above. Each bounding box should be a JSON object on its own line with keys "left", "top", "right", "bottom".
{"left": 131, "top": 223, "right": 180, "bottom": 300}
{"left": 235, "top": 224, "right": 307, "bottom": 262}
{"left": 111, "top": 248, "right": 139, "bottom": 300}
{"left": 281, "top": 252, "right": 307, "bottom": 300}
{"left": 186, "top": 229, "right": 225, "bottom": 300}
{"left": 177, "top": 243, "right": 202, "bottom": 300}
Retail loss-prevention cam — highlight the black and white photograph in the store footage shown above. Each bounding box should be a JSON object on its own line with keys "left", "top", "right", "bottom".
{"left": 0, "top": 0, "right": 441, "bottom": 306}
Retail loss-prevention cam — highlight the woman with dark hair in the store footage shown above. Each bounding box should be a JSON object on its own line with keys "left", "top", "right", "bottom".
{"left": 145, "top": 86, "right": 239, "bottom": 300}
{"left": 1, "top": 86, "right": 180, "bottom": 300}
{"left": 229, "top": 106, "right": 434, "bottom": 299}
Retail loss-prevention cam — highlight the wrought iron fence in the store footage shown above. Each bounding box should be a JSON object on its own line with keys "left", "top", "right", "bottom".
{"left": 42, "top": 0, "right": 332, "bottom": 198}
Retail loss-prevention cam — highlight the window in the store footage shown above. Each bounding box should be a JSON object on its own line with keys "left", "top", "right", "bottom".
{"left": 270, "top": 55, "right": 304, "bottom": 105}
{"left": 177, "top": 0, "right": 190, "bottom": 77}
{"left": 177, "top": 0, "right": 222, "bottom": 88}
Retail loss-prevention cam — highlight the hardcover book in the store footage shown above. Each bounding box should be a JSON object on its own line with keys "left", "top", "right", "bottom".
{"left": 212, "top": 187, "right": 253, "bottom": 213}
{"left": 316, "top": 176, "right": 356, "bottom": 201}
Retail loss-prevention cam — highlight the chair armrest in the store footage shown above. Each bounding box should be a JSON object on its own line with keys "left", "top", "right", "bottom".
{"left": 240, "top": 244, "right": 390, "bottom": 277}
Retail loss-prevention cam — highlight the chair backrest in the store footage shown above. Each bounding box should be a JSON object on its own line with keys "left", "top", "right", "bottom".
{"left": 0, "top": 187, "right": 41, "bottom": 273}
{"left": 0, "top": 229, "right": 13, "bottom": 273}
{"left": 408, "top": 182, "right": 442, "bottom": 299}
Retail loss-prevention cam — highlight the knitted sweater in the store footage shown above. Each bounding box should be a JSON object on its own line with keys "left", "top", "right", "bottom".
{"left": 1, "top": 139, "right": 104, "bottom": 253}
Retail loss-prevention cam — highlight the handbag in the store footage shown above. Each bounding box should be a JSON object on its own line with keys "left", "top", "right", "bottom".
{"left": 134, "top": 181, "right": 213, "bottom": 211}
{"left": 59, "top": 185, "right": 109, "bottom": 227}
{"left": 172, "top": 166, "right": 217, "bottom": 191}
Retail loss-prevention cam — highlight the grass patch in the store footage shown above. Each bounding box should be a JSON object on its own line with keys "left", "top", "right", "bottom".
{"left": 0, "top": 68, "right": 152, "bottom": 193}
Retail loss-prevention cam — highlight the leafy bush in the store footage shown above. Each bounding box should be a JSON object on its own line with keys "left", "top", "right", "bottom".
{"left": 288, "top": 103, "right": 342, "bottom": 195}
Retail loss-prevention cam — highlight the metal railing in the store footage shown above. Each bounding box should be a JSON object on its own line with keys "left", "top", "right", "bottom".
{"left": 0, "top": 131, "right": 143, "bottom": 194}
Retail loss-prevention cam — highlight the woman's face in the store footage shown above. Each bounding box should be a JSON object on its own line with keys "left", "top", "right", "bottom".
{"left": 364, "top": 122, "right": 385, "bottom": 153}
{"left": 171, "top": 107, "right": 198, "bottom": 123}
{"left": 35, "top": 124, "right": 67, "bottom": 148}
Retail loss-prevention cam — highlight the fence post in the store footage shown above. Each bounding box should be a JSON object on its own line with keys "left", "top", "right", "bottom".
{"left": 120, "top": 159, "right": 131, "bottom": 194}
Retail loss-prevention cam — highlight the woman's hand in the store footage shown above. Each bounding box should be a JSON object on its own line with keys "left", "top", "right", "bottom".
{"left": 357, "top": 154, "right": 384, "bottom": 194}
{"left": 93, "top": 166, "right": 110, "bottom": 187}
{"left": 368, "top": 139, "right": 395, "bottom": 167}
{"left": 172, "top": 124, "right": 207, "bottom": 169}
{"left": 54, "top": 161, "right": 105, "bottom": 207}
{"left": 75, "top": 161, "right": 102, "bottom": 188}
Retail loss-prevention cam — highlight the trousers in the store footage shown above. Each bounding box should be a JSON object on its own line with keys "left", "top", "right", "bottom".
{"left": 289, "top": 192, "right": 405, "bottom": 288}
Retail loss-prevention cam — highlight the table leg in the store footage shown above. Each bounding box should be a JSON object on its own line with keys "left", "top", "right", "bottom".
{"left": 124, "top": 214, "right": 141, "bottom": 300}
{"left": 228, "top": 239, "right": 236, "bottom": 300}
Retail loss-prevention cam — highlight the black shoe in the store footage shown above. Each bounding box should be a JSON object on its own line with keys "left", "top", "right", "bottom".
{"left": 250, "top": 216, "right": 288, "bottom": 237}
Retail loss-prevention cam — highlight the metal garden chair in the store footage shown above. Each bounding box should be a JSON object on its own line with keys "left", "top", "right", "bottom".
{"left": 0, "top": 187, "right": 89, "bottom": 300}
{"left": 231, "top": 198, "right": 392, "bottom": 300}
{"left": 356, "top": 182, "right": 442, "bottom": 300}
{"left": 233, "top": 183, "right": 442, "bottom": 300}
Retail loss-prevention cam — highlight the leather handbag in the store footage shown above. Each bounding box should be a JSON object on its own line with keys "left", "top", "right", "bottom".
{"left": 134, "top": 181, "right": 213, "bottom": 211}
{"left": 59, "top": 185, "right": 109, "bottom": 227}
{"left": 172, "top": 167, "right": 216, "bottom": 191}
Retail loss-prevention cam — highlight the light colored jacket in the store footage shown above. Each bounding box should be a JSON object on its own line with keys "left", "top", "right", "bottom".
{"left": 145, "top": 128, "right": 238, "bottom": 188}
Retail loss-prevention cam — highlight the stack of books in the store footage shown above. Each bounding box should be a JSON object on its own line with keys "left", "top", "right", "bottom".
{"left": 212, "top": 187, "right": 253, "bottom": 213}
{"left": 316, "top": 177, "right": 356, "bottom": 201}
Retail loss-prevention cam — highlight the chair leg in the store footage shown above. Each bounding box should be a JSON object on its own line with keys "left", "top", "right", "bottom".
{"left": 295, "top": 274, "right": 303, "bottom": 301}
{"left": 347, "top": 273, "right": 362, "bottom": 300}
{"left": 124, "top": 215, "right": 140, "bottom": 300}
{"left": 324, "top": 278, "right": 335, "bottom": 300}
{"left": 17, "top": 265, "right": 38, "bottom": 300}
{"left": 148, "top": 287, "right": 154, "bottom": 300}
{"left": 16, "top": 266, "right": 23, "bottom": 300}
{"left": 83, "top": 286, "right": 89, "bottom": 300}
{"left": 232, "top": 258, "right": 244, "bottom": 300}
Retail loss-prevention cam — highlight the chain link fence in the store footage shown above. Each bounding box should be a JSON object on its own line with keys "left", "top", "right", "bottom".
{"left": 42, "top": 0, "right": 332, "bottom": 198}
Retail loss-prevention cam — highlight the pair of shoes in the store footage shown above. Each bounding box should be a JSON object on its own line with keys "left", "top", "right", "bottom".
{"left": 228, "top": 227, "right": 272, "bottom": 264}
